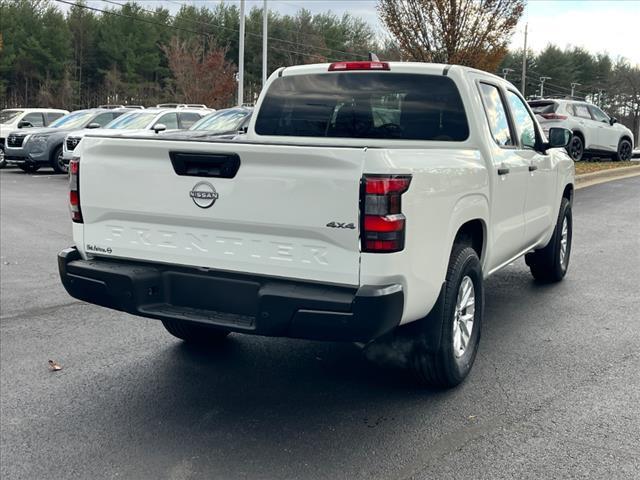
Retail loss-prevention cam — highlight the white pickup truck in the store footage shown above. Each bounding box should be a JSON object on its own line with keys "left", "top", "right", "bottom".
{"left": 58, "top": 61, "right": 575, "bottom": 387}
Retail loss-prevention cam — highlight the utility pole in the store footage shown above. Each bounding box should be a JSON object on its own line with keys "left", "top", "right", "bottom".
{"left": 570, "top": 82, "right": 581, "bottom": 97}
{"left": 539, "top": 76, "right": 551, "bottom": 97}
{"left": 521, "top": 23, "right": 528, "bottom": 96}
{"left": 502, "top": 68, "right": 514, "bottom": 80}
{"left": 262, "top": 0, "right": 268, "bottom": 87}
{"left": 238, "top": 0, "right": 245, "bottom": 106}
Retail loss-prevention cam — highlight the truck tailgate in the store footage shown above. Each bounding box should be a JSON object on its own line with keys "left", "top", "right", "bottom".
{"left": 78, "top": 137, "right": 364, "bottom": 286}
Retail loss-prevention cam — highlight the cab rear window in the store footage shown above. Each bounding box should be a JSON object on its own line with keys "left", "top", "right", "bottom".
{"left": 255, "top": 72, "right": 469, "bottom": 141}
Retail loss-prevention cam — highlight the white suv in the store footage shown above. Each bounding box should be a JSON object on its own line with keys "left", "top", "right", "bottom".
{"left": 528, "top": 99, "right": 634, "bottom": 162}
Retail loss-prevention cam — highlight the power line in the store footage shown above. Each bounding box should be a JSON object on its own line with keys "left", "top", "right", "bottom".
{"left": 55, "top": 0, "right": 346, "bottom": 62}
{"left": 101, "top": 0, "right": 369, "bottom": 60}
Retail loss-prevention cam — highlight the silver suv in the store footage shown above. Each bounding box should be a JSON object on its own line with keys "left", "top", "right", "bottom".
{"left": 528, "top": 99, "right": 634, "bottom": 161}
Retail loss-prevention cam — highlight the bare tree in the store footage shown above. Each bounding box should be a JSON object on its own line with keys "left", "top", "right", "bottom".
{"left": 162, "top": 37, "right": 237, "bottom": 109}
{"left": 377, "top": 0, "right": 525, "bottom": 71}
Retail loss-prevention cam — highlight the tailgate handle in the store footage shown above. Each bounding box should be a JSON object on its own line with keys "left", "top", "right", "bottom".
{"left": 169, "top": 152, "right": 240, "bottom": 178}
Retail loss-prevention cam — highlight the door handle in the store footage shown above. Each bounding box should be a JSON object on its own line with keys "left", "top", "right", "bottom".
{"left": 528, "top": 165, "right": 538, "bottom": 172}
{"left": 497, "top": 167, "right": 510, "bottom": 175}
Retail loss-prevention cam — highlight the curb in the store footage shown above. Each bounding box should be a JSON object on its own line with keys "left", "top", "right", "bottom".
{"left": 575, "top": 165, "right": 640, "bottom": 189}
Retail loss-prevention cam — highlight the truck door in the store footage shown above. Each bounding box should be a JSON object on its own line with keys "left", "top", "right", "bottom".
{"left": 504, "top": 89, "right": 556, "bottom": 244}
{"left": 477, "top": 82, "right": 528, "bottom": 271}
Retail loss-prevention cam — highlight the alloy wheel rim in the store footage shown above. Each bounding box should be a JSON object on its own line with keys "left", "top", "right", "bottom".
{"left": 570, "top": 138, "right": 582, "bottom": 159}
{"left": 560, "top": 217, "right": 569, "bottom": 269}
{"left": 620, "top": 143, "right": 631, "bottom": 161}
{"left": 57, "top": 152, "right": 67, "bottom": 172}
{"left": 453, "top": 276, "right": 475, "bottom": 358}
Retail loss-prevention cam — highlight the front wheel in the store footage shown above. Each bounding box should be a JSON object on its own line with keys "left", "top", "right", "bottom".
{"left": 411, "top": 244, "right": 484, "bottom": 388}
{"left": 525, "top": 197, "right": 572, "bottom": 283}
{"left": 567, "top": 134, "right": 584, "bottom": 161}
{"left": 0, "top": 148, "right": 6, "bottom": 168}
{"left": 614, "top": 139, "right": 632, "bottom": 162}
{"left": 162, "top": 319, "right": 230, "bottom": 344}
{"left": 51, "top": 145, "right": 67, "bottom": 174}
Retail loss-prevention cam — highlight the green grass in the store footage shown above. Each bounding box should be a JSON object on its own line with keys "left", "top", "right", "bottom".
{"left": 575, "top": 161, "right": 637, "bottom": 175}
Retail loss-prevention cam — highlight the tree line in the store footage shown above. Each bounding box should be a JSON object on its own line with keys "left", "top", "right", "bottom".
{"left": 1, "top": 0, "right": 638, "bottom": 135}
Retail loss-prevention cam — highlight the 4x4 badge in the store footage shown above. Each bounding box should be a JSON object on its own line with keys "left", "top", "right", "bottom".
{"left": 190, "top": 181, "right": 219, "bottom": 208}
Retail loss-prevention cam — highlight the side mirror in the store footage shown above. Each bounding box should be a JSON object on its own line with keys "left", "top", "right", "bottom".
{"left": 86, "top": 122, "right": 101, "bottom": 129}
{"left": 17, "top": 121, "right": 32, "bottom": 128}
{"left": 547, "top": 127, "right": 572, "bottom": 149}
{"left": 153, "top": 123, "right": 167, "bottom": 133}
{"left": 609, "top": 117, "right": 617, "bottom": 125}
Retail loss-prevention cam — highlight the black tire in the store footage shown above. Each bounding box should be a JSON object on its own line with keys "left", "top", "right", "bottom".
{"left": 525, "top": 197, "right": 572, "bottom": 283}
{"left": 411, "top": 243, "right": 484, "bottom": 388}
{"left": 19, "top": 163, "right": 40, "bottom": 173}
{"left": 613, "top": 138, "right": 632, "bottom": 162}
{"left": 567, "top": 134, "right": 584, "bottom": 161}
{"left": 162, "top": 319, "right": 230, "bottom": 344}
{"left": 0, "top": 148, "right": 6, "bottom": 168}
{"left": 51, "top": 145, "right": 67, "bottom": 174}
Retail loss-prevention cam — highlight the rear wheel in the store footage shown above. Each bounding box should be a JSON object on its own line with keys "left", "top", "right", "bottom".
{"left": 567, "top": 134, "right": 584, "bottom": 161}
{"left": 162, "top": 319, "right": 230, "bottom": 344}
{"left": 19, "top": 164, "right": 40, "bottom": 173}
{"left": 51, "top": 145, "right": 67, "bottom": 174}
{"left": 525, "top": 197, "right": 572, "bottom": 283}
{"left": 614, "top": 139, "right": 632, "bottom": 162}
{"left": 411, "top": 243, "right": 484, "bottom": 388}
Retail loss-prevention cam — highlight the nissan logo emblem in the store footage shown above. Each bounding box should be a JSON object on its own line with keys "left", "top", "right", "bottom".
{"left": 189, "top": 181, "right": 219, "bottom": 208}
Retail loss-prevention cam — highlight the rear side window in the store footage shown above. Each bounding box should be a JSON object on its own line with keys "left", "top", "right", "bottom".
{"left": 255, "top": 73, "right": 469, "bottom": 141}
{"left": 92, "top": 112, "right": 117, "bottom": 127}
{"left": 564, "top": 104, "right": 575, "bottom": 116}
{"left": 478, "top": 83, "right": 513, "bottom": 147}
{"left": 45, "top": 112, "right": 65, "bottom": 124}
{"left": 179, "top": 112, "right": 202, "bottom": 129}
{"left": 574, "top": 104, "right": 592, "bottom": 119}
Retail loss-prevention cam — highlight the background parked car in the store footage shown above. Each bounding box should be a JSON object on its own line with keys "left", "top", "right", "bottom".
{"left": 4, "top": 108, "right": 129, "bottom": 174}
{"left": 0, "top": 108, "right": 68, "bottom": 168}
{"left": 154, "top": 106, "right": 253, "bottom": 140}
{"left": 528, "top": 98, "right": 634, "bottom": 161}
{"left": 62, "top": 108, "right": 210, "bottom": 164}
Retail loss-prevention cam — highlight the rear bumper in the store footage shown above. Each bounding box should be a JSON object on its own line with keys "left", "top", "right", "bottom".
{"left": 58, "top": 247, "right": 403, "bottom": 342}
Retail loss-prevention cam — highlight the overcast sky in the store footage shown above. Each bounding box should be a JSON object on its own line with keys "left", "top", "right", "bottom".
{"left": 79, "top": 0, "right": 640, "bottom": 65}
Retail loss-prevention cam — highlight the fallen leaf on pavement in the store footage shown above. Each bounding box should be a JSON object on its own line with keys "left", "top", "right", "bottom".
{"left": 48, "top": 360, "right": 62, "bottom": 371}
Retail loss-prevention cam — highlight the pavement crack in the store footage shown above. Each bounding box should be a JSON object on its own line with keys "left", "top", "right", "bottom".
{"left": 0, "top": 300, "right": 85, "bottom": 322}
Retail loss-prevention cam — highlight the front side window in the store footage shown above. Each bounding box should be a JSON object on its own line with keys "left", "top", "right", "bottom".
{"left": 478, "top": 83, "right": 513, "bottom": 147}
{"left": 588, "top": 106, "right": 609, "bottom": 123}
{"left": 255, "top": 73, "right": 469, "bottom": 141}
{"left": 22, "top": 112, "right": 45, "bottom": 127}
{"left": 506, "top": 91, "right": 537, "bottom": 149}
{"left": 156, "top": 113, "right": 178, "bottom": 130}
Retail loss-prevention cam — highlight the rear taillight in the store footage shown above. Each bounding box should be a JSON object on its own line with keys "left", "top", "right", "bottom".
{"left": 69, "top": 156, "right": 82, "bottom": 223}
{"left": 328, "top": 61, "right": 390, "bottom": 71}
{"left": 540, "top": 113, "right": 567, "bottom": 120}
{"left": 361, "top": 174, "right": 411, "bottom": 253}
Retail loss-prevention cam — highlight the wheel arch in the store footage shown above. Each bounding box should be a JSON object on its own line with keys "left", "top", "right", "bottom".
{"left": 448, "top": 194, "right": 489, "bottom": 265}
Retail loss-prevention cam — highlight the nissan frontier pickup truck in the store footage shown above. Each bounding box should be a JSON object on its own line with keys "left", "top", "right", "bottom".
{"left": 58, "top": 61, "right": 574, "bottom": 387}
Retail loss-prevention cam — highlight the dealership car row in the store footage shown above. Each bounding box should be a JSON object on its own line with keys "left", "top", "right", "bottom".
{"left": 0, "top": 96, "right": 634, "bottom": 175}
{"left": 0, "top": 104, "right": 254, "bottom": 173}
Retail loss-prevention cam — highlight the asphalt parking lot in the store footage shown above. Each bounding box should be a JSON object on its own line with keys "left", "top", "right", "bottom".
{"left": 1, "top": 168, "right": 639, "bottom": 480}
